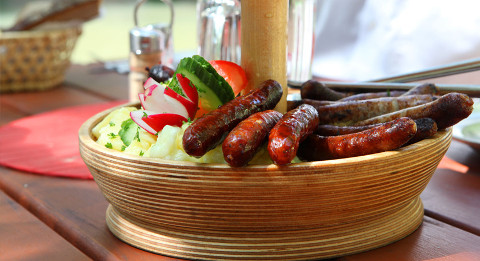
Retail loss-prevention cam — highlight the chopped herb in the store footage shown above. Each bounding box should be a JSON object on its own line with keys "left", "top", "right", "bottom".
{"left": 142, "top": 112, "right": 148, "bottom": 118}
{"left": 105, "top": 142, "right": 113, "bottom": 149}
{"left": 108, "top": 133, "right": 117, "bottom": 139}
{"left": 121, "top": 145, "right": 126, "bottom": 151}
{"left": 109, "top": 121, "right": 115, "bottom": 127}
{"left": 134, "top": 129, "right": 141, "bottom": 142}
{"left": 139, "top": 151, "right": 145, "bottom": 156}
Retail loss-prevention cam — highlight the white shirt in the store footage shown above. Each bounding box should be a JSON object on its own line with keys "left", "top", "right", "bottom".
{"left": 312, "top": 0, "right": 480, "bottom": 81}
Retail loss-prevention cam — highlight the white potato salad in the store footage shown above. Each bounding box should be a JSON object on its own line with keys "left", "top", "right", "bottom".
{"left": 92, "top": 106, "right": 228, "bottom": 163}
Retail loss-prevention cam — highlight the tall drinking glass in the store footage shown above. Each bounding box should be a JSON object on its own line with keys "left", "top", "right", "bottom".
{"left": 197, "top": 0, "right": 241, "bottom": 64}
{"left": 288, "top": 0, "right": 316, "bottom": 86}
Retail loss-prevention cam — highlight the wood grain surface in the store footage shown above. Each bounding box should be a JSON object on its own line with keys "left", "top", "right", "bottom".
{"left": 0, "top": 190, "right": 88, "bottom": 261}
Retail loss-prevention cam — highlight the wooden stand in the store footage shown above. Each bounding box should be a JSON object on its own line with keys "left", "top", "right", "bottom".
{"left": 241, "top": 0, "right": 289, "bottom": 113}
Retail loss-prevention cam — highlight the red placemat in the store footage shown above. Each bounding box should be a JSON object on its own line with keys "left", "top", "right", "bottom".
{"left": 0, "top": 101, "right": 125, "bottom": 179}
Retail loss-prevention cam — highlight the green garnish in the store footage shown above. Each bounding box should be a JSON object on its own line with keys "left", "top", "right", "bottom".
{"left": 139, "top": 151, "right": 145, "bottom": 156}
{"left": 134, "top": 130, "right": 141, "bottom": 142}
{"left": 109, "top": 121, "right": 115, "bottom": 127}
{"left": 119, "top": 119, "right": 140, "bottom": 146}
{"left": 105, "top": 142, "right": 113, "bottom": 149}
{"left": 108, "top": 133, "right": 117, "bottom": 139}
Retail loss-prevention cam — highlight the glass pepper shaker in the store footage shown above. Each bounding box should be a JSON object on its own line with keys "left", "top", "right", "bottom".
{"left": 129, "top": 0, "right": 174, "bottom": 102}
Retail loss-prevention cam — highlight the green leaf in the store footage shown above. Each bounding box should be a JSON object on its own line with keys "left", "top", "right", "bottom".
{"left": 119, "top": 118, "right": 139, "bottom": 146}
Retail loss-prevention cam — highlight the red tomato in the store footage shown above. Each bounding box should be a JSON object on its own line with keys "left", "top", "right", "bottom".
{"left": 209, "top": 60, "right": 248, "bottom": 95}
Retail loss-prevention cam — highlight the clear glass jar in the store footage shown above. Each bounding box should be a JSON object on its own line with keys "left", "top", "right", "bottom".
{"left": 196, "top": 0, "right": 241, "bottom": 64}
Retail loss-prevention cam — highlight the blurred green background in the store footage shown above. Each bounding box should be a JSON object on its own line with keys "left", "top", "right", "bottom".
{"left": 0, "top": 0, "right": 198, "bottom": 64}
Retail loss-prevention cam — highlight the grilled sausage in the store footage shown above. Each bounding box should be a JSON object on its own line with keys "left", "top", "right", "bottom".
{"left": 183, "top": 79, "right": 283, "bottom": 157}
{"left": 339, "top": 90, "right": 405, "bottom": 102}
{"left": 316, "top": 118, "right": 438, "bottom": 144}
{"left": 406, "top": 118, "right": 438, "bottom": 145}
{"left": 300, "top": 80, "right": 347, "bottom": 101}
{"left": 315, "top": 123, "right": 381, "bottom": 136}
{"left": 354, "top": 92, "right": 473, "bottom": 129}
{"left": 336, "top": 83, "right": 438, "bottom": 102}
{"left": 223, "top": 110, "right": 283, "bottom": 167}
{"left": 402, "top": 83, "right": 439, "bottom": 96}
{"left": 298, "top": 117, "right": 417, "bottom": 161}
{"left": 304, "top": 94, "right": 435, "bottom": 125}
{"left": 268, "top": 104, "right": 319, "bottom": 165}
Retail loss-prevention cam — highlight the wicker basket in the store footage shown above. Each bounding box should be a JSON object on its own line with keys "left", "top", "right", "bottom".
{"left": 0, "top": 25, "right": 82, "bottom": 93}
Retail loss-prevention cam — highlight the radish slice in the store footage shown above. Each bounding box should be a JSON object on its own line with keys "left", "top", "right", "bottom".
{"left": 164, "top": 87, "right": 197, "bottom": 119}
{"left": 143, "top": 77, "right": 158, "bottom": 90}
{"left": 176, "top": 73, "right": 199, "bottom": 105}
{"left": 140, "top": 78, "right": 189, "bottom": 118}
{"left": 131, "top": 110, "right": 187, "bottom": 134}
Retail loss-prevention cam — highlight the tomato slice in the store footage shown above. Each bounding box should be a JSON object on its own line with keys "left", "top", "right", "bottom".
{"left": 209, "top": 60, "right": 248, "bottom": 95}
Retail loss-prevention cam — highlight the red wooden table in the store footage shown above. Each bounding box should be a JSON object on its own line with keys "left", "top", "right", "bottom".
{"left": 1, "top": 64, "right": 479, "bottom": 260}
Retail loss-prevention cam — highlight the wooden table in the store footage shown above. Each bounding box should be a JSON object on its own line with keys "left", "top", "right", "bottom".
{"left": 1, "top": 64, "right": 479, "bottom": 261}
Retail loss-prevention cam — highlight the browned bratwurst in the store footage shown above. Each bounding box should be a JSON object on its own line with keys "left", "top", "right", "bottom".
{"left": 298, "top": 117, "right": 417, "bottom": 161}
{"left": 406, "top": 118, "right": 438, "bottom": 145}
{"left": 339, "top": 90, "right": 405, "bottom": 102}
{"left": 402, "top": 83, "right": 439, "bottom": 96}
{"left": 183, "top": 80, "right": 283, "bottom": 157}
{"left": 304, "top": 94, "right": 435, "bottom": 125}
{"left": 268, "top": 104, "right": 319, "bottom": 165}
{"left": 315, "top": 123, "right": 382, "bottom": 136}
{"left": 354, "top": 92, "right": 473, "bottom": 129}
{"left": 223, "top": 110, "right": 283, "bottom": 167}
{"left": 300, "top": 80, "right": 347, "bottom": 101}
{"left": 316, "top": 118, "right": 438, "bottom": 144}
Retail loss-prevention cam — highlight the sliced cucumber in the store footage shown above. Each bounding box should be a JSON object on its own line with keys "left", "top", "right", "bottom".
{"left": 168, "top": 56, "right": 235, "bottom": 110}
{"left": 192, "top": 55, "right": 235, "bottom": 100}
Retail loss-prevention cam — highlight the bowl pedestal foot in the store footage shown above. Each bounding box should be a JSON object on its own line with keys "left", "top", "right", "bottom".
{"left": 106, "top": 197, "right": 424, "bottom": 260}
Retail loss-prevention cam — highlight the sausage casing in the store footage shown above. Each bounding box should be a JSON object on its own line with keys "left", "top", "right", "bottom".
{"left": 223, "top": 110, "right": 283, "bottom": 167}
{"left": 354, "top": 92, "right": 473, "bottom": 129}
{"left": 315, "top": 123, "right": 382, "bottom": 136}
{"left": 316, "top": 118, "right": 438, "bottom": 145}
{"left": 304, "top": 94, "right": 435, "bottom": 125}
{"left": 298, "top": 117, "right": 417, "bottom": 161}
{"left": 406, "top": 118, "right": 438, "bottom": 145}
{"left": 268, "top": 104, "right": 319, "bottom": 165}
{"left": 183, "top": 79, "right": 283, "bottom": 157}
{"left": 300, "top": 80, "right": 347, "bottom": 101}
{"left": 339, "top": 90, "right": 405, "bottom": 102}
{"left": 402, "top": 83, "right": 439, "bottom": 96}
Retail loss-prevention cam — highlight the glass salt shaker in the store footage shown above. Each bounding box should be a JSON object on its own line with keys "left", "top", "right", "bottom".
{"left": 129, "top": 0, "right": 175, "bottom": 102}
{"left": 196, "top": 0, "right": 241, "bottom": 64}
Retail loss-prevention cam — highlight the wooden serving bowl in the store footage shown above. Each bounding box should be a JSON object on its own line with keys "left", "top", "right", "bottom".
{"left": 79, "top": 103, "right": 452, "bottom": 260}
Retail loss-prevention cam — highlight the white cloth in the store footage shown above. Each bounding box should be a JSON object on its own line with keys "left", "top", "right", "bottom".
{"left": 312, "top": 0, "right": 480, "bottom": 81}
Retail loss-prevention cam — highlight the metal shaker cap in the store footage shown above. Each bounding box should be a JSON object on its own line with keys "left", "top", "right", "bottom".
{"left": 130, "top": 0, "right": 174, "bottom": 55}
{"left": 129, "top": 26, "right": 165, "bottom": 55}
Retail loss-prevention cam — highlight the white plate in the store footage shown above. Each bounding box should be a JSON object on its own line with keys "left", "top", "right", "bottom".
{"left": 453, "top": 99, "right": 480, "bottom": 152}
